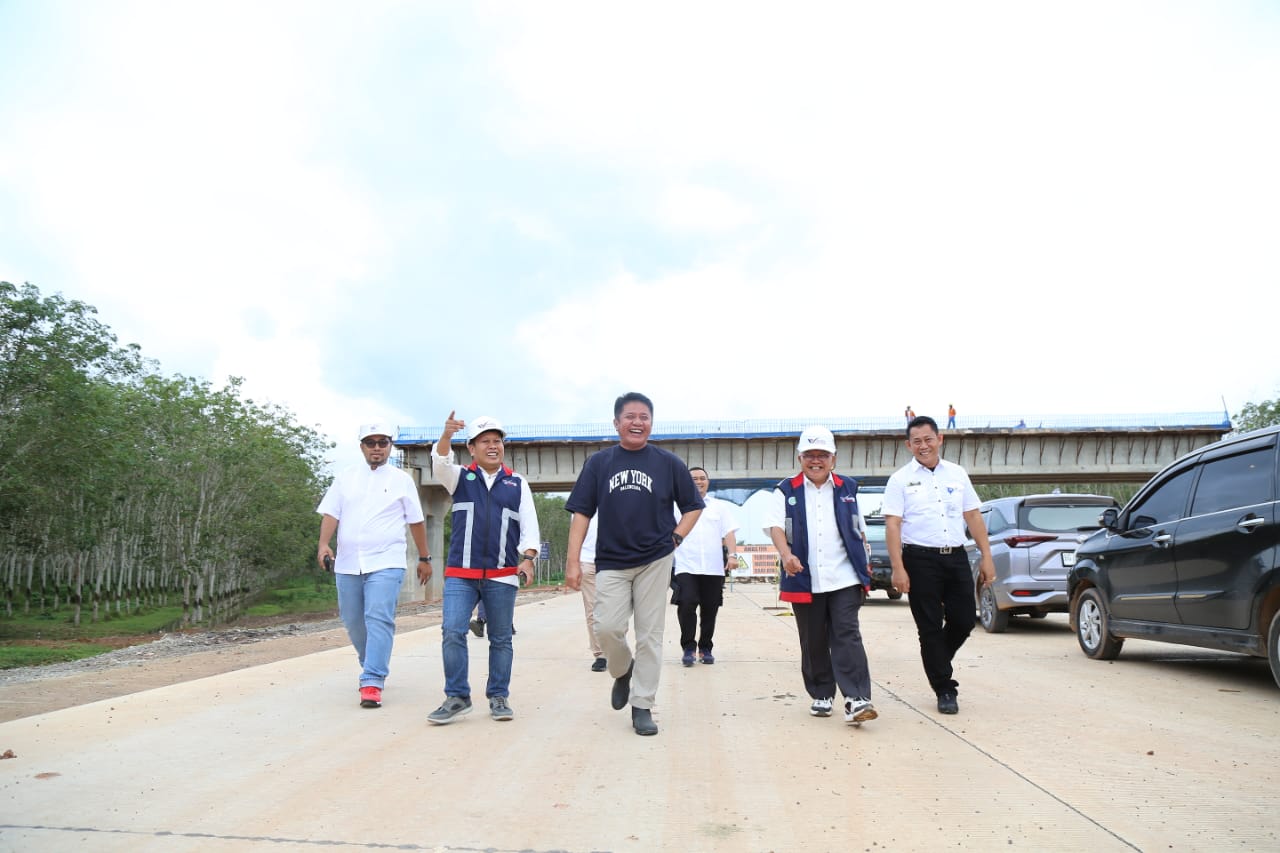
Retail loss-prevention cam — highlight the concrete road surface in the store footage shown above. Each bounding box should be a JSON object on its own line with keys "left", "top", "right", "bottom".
{"left": 2, "top": 585, "right": 1277, "bottom": 852}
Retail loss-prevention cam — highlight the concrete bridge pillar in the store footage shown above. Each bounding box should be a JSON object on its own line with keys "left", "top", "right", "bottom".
{"left": 403, "top": 465, "right": 449, "bottom": 603}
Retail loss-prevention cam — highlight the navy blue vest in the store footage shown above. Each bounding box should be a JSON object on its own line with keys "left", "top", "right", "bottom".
{"left": 446, "top": 463, "right": 524, "bottom": 578}
{"left": 777, "top": 472, "right": 870, "bottom": 602}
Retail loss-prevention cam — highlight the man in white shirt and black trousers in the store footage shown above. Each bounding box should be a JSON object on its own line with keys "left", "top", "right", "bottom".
{"left": 885, "top": 414, "right": 995, "bottom": 716}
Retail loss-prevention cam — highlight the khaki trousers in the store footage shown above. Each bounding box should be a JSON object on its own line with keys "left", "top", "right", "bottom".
{"left": 579, "top": 561, "right": 602, "bottom": 658}
{"left": 594, "top": 555, "right": 672, "bottom": 710}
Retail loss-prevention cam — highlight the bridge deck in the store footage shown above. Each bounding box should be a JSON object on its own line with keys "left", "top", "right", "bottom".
{"left": 396, "top": 410, "right": 1231, "bottom": 444}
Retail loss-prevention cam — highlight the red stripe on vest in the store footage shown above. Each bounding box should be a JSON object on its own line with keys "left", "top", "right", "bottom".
{"left": 445, "top": 566, "right": 520, "bottom": 579}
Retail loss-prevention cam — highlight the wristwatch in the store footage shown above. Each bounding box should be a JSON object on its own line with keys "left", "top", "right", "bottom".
{"left": 522, "top": 551, "right": 537, "bottom": 561}
{"left": 418, "top": 556, "right": 432, "bottom": 563}
{"left": 672, "top": 532, "right": 684, "bottom": 546}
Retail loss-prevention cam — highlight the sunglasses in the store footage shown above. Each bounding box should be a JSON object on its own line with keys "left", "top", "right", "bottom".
{"left": 362, "top": 438, "right": 391, "bottom": 448}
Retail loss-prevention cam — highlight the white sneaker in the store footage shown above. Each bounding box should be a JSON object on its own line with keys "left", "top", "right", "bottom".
{"left": 810, "top": 697, "right": 833, "bottom": 717}
{"left": 845, "top": 697, "right": 878, "bottom": 724}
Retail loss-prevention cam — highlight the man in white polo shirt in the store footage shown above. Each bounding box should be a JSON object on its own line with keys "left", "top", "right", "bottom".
{"left": 317, "top": 422, "right": 430, "bottom": 710}
{"left": 885, "top": 414, "right": 995, "bottom": 716}
{"left": 673, "top": 467, "right": 739, "bottom": 666}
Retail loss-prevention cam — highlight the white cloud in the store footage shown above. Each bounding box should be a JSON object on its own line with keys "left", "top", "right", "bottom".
{"left": 4, "top": 0, "right": 1279, "bottom": 455}
{"left": 656, "top": 184, "right": 756, "bottom": 233}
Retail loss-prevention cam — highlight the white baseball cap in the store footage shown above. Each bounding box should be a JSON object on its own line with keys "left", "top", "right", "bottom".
{"left": 358, "top": 422, "right": 396, "bottom": 440}
{"left": 797, "top": 425, "right": 836, "bottom": 455}
{"left": 468, "top": 415, "right": 505, "bottom": 441}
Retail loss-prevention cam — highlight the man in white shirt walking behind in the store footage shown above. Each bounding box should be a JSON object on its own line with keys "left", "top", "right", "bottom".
{"left": 673, "top": 467, "right": 739, "bottom": 666}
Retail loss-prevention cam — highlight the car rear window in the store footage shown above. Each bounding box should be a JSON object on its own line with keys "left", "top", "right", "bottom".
{"left": 1018, "top": 504, "right": 1112, "bottom": 533}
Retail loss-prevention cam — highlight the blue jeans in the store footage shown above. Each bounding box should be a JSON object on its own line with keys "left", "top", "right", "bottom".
{"left": 442, "top": 576, "right": 517, "bottom": 699}
{"left": 335, "top": 568, "right": 405, "bottom": 689}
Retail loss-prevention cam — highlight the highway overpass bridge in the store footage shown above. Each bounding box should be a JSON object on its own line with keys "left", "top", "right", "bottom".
{"left": 394, "top": 411, "right": 1233, "bottom": 595}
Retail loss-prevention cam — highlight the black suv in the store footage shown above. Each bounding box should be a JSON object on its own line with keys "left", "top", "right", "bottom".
{"left": 1067, "top": 425, "right": 1280, "bottom": 688}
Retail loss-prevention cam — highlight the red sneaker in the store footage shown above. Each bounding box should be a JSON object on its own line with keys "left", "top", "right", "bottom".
{"left": 359, "top": 686, "right": 382, "bottom": 708}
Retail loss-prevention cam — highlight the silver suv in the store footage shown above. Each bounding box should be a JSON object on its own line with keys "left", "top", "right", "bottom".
{"left": 1068, "top": 425, "right": 1280, "bottom": 688}
{"left": 966, "top": 493, "right": 1119, "bottom": 632}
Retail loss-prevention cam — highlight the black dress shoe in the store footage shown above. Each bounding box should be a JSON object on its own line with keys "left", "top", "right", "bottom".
{"left": 631, "top": 706, "right": 658, "bottom": 736}
{"left": 611, "top": 660, "right": 633, "bottom": 710}
{"left": 591, "top": 657, "right": 608, "bottom": 672}
{"left": 937, "top": 692, "right": 959, "bottom": 714}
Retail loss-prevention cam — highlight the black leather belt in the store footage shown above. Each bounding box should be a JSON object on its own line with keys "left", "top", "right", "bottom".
{"left": 903, "top": 543, "right": 961, "bottom": 555}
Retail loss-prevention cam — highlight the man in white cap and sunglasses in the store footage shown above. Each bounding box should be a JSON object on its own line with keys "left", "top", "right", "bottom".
{"left": 317, "top": 422, "right": 430, "bottom": 710}
{"left": 428, "top": 411, "right": 540, "bottom": 724}
{"left": 764, "top": 425, "right": 878, "bottom": 727}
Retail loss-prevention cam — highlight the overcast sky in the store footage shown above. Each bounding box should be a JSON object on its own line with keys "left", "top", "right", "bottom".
{"left": 3, "top": 1, "right": 1277, "bottom": 471}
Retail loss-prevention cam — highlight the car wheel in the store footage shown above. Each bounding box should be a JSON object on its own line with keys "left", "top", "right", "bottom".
{"left": 1268, "top": 611, "right": 1280, "bottom": 690}
{"left": 887, "top": 589, "right": 903, "bottom": 600}
{"left": 979, "top": 584, "right": 1009, "bottom": 633}
{"left": 1075, "top": 588, "right": 1123, "bottom": 660}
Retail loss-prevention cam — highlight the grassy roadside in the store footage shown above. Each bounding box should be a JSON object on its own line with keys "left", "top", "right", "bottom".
{"left": 0, "top": 574, "right": 339, "bottom": 670}
{"left": 0, "top": 575, "right": 566, "bottom": 670}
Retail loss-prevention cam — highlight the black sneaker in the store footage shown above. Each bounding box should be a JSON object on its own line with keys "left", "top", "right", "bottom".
{"left": 469, "top": 618, "right": 485, "bottom": 638}
{"left": 611, "top": 660, "right": 634, "bottom": 710}
{"left": 591, "top": 657, "right": 608, "bottom": 672}
{"left": 681, "top": 650, "right": 695, "bottom": 667}
{"left": 631, "top": 706, "right": 658, "bottom": 736}
{"left": 427, "top": 696, "right": 473, "bottom": 725}
{"left": 937, "top": 692, "right": 959, "bottom": 715}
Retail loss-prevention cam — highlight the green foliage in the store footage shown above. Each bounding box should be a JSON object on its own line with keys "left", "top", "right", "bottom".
{"left": 0, "top": 606, "right": 185, "bottom": 641}
{"left": 1234, "top": 396, "right": 1280, "bottom": 433}
{"left": 0, "top": 281, "right": 334, "bottom": 628}
{"left": 533, "top": 493, "right": 569, "bottom": 570}
{"left": 243, "top": 574, "right": 337, "bottom": 617}
{"left": 0, "top": 643, "right": 117, "bottom": 669}
{"left": 975, "top": 482, "right": 1141, "bottom": 506}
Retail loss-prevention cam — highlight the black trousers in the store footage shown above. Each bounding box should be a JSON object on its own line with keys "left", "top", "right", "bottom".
{"left": 791, "top": 584, "right": 872, "bottom": 702}
{"left": 902, "top": 548, "right": 975, "bottom": 694}
{"left": 674, "top": 573, "right": 724, "bottom": 652}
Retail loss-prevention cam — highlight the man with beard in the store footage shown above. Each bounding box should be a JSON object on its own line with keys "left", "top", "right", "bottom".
{"left": 317, "top": 422, "right": 430, "bottom": 710}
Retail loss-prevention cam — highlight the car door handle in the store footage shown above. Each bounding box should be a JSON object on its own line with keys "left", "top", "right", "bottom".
{"left": 1237, "top": 516, "right": 1265, "bottom": 532}
{"left": 1153, "top": 533, "right": 1173, "bottom": 548}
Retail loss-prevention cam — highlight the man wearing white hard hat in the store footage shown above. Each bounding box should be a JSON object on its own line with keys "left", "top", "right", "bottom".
{"left": 764, "top": 425, "right": 878, "bottom": 727}
{"left": 317, "top": 422, "right": 430, "bottom": 710}
{"left": 427, "top": 411, "right": 540, "bottom": 725}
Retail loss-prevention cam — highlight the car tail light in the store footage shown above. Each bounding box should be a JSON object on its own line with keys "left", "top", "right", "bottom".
{"left": 1003, "top": 535, "right": 1057, "bottom": 548}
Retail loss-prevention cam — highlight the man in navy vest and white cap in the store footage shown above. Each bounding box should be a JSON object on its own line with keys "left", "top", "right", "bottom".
{"left": 427, "top": 411, "right": 540, "bottom": 725}
{"left": 764, "top": 425, "right": 878, "bottom": 726}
